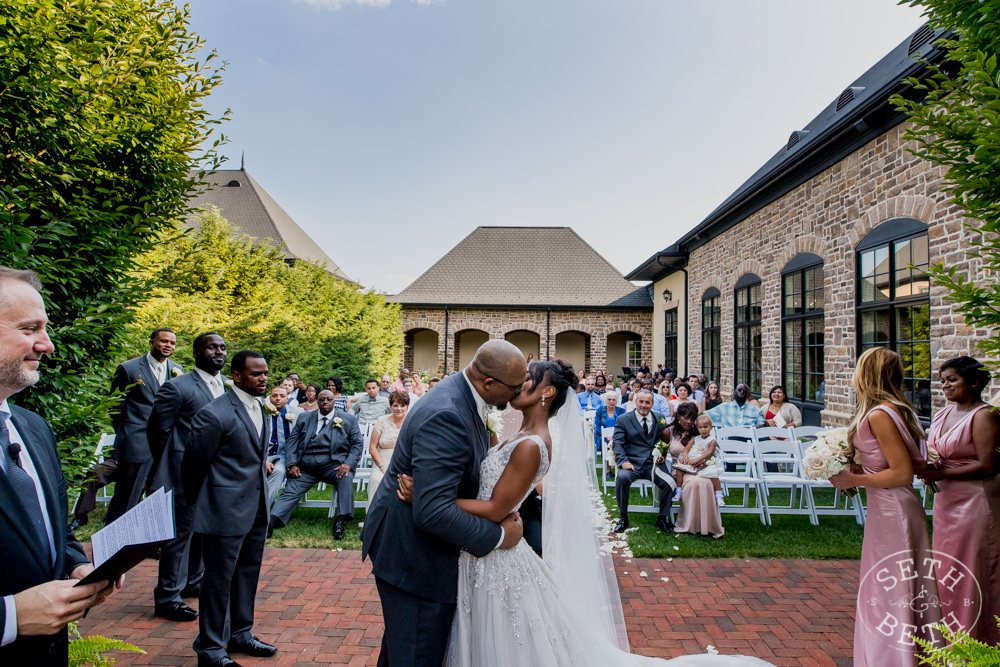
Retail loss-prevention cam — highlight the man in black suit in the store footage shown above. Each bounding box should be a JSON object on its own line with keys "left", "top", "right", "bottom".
{"left": 105, "top": 328, "right": 183, "bottom": 523}
{"left": 0, "top": 266, "right": 118, "bottom": 665}
{"left": 361, "top": 340, "right": 526, "bottom": 666}
{"left": 268, "top": 390, "right": 363, "bottom": 540}
{"left": 612, "top": 389, "right": 675, "bottom": 533}
{"left": 146, "top": 332, "right": 228, "bottom": 623}
{"left": 182, "top": 350, "right": 275, "bottom": 667}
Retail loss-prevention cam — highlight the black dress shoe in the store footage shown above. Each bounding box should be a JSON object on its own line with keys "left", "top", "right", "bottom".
{"left": 655, "top": 517, "right": 674, "bottom": 533}
{"left": 332, "top": 518, "right": 346, "bottom": 540}
{"left": 228, "top": 636, "right": 277, "bottom": 657}
{"left": 68, "top": 516, "right": 88, "bottom": 531}
{"left": 197, "top": 656, "right": 241, "bottom": 667}
{"left": 154, "top": 601, "right": 198, "bottom": 622}
{"left": 614, "top": 518, "right": 629, "bottom": 533}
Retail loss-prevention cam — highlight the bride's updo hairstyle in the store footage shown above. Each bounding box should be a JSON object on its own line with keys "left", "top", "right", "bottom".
{"left": 527, "top": 359, "right": 577, "bottom": 415}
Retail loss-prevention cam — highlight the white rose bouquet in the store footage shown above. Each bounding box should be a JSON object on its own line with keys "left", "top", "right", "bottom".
{"left": 801, "top": 427, "right": 857, "bottom": 497}
{"left": 486, "top": 409, "right": 504, "bottom": 436}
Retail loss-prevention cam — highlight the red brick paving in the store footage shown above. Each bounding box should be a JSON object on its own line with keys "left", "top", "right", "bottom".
{"left": 80, "top": 548, "right": 858, "bottom": 666}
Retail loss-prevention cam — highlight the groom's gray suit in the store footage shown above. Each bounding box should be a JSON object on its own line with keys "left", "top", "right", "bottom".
{"left": 361, "top": 371, "right": 502, "bottom": 666}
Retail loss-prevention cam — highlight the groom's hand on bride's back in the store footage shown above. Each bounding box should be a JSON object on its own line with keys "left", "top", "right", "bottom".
{"left": 499, "top": 512, "right": 523, "bottom": 549}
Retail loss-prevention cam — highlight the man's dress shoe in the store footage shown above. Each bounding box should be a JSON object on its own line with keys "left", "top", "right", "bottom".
{"left": 655, "top": 517, "right": 674, "bottom": 533}
{"left": 154, "top": 601, "right": 198, "bottom": 622}
{"left": 332, "top": 518, "right": 346, "bottom": 540}
{"left": 228, "top": 636, "right": 277, "bottom": 657}
{"left": 614, "top": 518, "right": 629, "bottom": 533}
{"left": 68, "top": 517, "right": 88, "bottom": 531}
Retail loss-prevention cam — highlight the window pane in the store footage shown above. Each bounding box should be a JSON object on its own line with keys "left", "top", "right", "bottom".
{"left": 750, "top": 284, "right": 762, "bottom": 321}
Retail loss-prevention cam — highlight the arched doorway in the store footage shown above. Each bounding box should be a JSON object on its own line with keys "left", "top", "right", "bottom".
{"left": 607, "top": 331, "right": 642, "bottom": 375}
{"left": 504, "top": 330, "right": 540, "bottom": 363}
{"left": 456, "top": 329, "right": 490, "bottom": 370}
{"left": 404, "top": 328, "right": 440, "bottom": 375}
{"left": 554, "top": 331, "right": 590, "bottom": 375}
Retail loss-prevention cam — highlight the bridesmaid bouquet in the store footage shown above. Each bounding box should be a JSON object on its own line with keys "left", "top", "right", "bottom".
{"left": 801, "top": 427, "right": 858, "bottom": 497}
{"left": 923, "top": 445, "right": 941, "bottom": 494}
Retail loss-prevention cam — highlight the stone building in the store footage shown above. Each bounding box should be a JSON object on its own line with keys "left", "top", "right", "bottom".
{"left": 627, "top": 24, "right": 992, "bottom": 426}
{"left": 392, "top": 227, "right": 653, "bottom": 377}
{"left": 187, "top": 167, "right": 352, "bottom": 281}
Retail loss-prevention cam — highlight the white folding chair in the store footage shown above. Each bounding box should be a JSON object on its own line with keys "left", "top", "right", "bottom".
{"left": 95, "top": 433, "right": 116, "bottom": 504}
{"left": 790, "top": 425, "right": 824, "bottom": 441}
{"left": 794, "top": 438, "right": 866, "bottom": 525}
{"left": 755, "top": 439, "right": 818, "bottom": 525}
{"left": 716, "top": 438, "right": 769, "bottom": 524}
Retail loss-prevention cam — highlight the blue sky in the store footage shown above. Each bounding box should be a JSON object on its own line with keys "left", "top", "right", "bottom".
{"left": 186, "top": 0, "right": 927, "bottom": 293}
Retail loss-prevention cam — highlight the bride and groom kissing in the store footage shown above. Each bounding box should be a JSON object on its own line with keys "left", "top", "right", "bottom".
{"left": 361, "top": 340, "right": 775, "bottom": 667}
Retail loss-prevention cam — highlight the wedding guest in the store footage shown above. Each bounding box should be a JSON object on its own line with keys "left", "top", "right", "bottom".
{"left": 687, "top": 375, "right": 706, "bottom": 404}
{"left": 264, "top": 385, "right": 302, "bottom": 509}
{"left": 594, "top": 392, "right": 626, "bottom": 454}
{"left": 663, "top": 403, "right": 699, "bottom": 502}
{"left": 622, "top": 379, "right": 642, "bottom": 412}
{"left": 641, "top": 378, "right": 670, "bottom": 415}
{"left": 578, "top": 375, "right": 603, "bottom": 410}
{"left": 351, "top": 379, "right": 391, "bottom": 426}
{"left": 830, "top": 347, "right": 939, "bottom": 665}
{"left": 638, "top": 360, "right": 651, "bottom": 376}
{"left": 106, "top": 328, "right": 183, "bottom": 523}
{"left": 427, "top": 377, "right": 440, "bottom": 391}
{"left": 403, "top": 378, "right": 421, "bottom": 406}
{"left": 368, "top": 391, "right": 410, "bottom": 501}
{"left": 759, "top": 385, "right": 802, "bottom": 429}
{"left": 705, "top": 384, "right": 764, "bottom": 429}
{"left": 287, "top": 373, "right": 308, "bottom": 404}
{"left": 326, "top": 376, "right": 348, "bottom": 411}
{"left": 390, "top": 369, "right": 409, "bottom": 393}
{"left": 673, "top": 414, "right": 725, "bottom": 506}
{"left": 920, "top": 356, "right": 1000, "bottom": 644}
{"left": 411, "top": 372, "right": 427, "bottom": 397}
{"left": 378, "top": 374, "right": 392, "bottom": 398}
{"left": 299, "top": 383, "right": 321, "bottom": 412}
{"left": 657, "top": 380, "right": 673, "bottom": 409}
{"left": 594, "top": 374, "right": 608, "bottom": 395}
{"left": 673, "top": 412, "right": 726, "bottom": 536}
{"left": 702, "top": 381, "right": 723, "bottom": 411}
{"left": 281, "top": 377, "right": 299, "bottom": 409}
{"left": 611, "top": 390, "right": 674, "bottom": 533}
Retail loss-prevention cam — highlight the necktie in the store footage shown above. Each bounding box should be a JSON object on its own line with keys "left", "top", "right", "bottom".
{"left": 317, "top": 416, "right": 328, "bottom": 437}
{"left": 270, "top": 416, "right": 280, "bottom": 453}
{"left": 0, "top": 414, "right": 51, "bottom": 564}
{"left": 642, "top": 416, "right": 650, "bottom": 436}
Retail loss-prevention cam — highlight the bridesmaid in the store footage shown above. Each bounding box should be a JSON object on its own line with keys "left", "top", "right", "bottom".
{"left": 919, "top": 356, "right": 1000, "bottom": 644}
{"left": 830, "top": 347, "right": 939, "bottom": 667}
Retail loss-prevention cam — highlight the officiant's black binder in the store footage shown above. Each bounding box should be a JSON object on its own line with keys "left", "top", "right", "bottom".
{"left": 75, "top": 539, "right": 170, "bottom": 586}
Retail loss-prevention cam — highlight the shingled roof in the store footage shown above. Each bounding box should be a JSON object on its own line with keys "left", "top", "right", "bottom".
{"left": 391, "top": 227, "right": 652, "bottom": 308}
{"left": 186, "top": 169, "right": 352, "bottom": 282}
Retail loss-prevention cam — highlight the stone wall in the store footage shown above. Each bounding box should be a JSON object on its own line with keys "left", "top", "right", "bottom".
{"left": 684, "top": 123, "right": 992, "bottom": 425}
{"left": 400, "top": 307, "right": 652, "bottom": 377}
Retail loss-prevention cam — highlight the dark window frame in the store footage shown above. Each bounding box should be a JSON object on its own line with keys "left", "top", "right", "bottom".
{"left": 701, "top": 288, "right": 721, "bottom": 383}
{"left": 733, "top": 275, "right": 763, "bottom": 396}
{"left": 781, "top": 254, "right": 825, "bottom": 405}
{"left": 664, "top": 308, "right": 678, "bottom": 374}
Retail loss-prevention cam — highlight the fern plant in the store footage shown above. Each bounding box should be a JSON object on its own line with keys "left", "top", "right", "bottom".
{"left": 67, "top": 622, "right": 144, "bottom": 667}
{"left": 913, "top": 619, "right": 1000, "bottom": 666}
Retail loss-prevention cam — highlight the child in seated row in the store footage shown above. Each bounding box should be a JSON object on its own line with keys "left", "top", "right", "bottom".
{"left": 673, "top": 414, "right": 726, "bottom": 506}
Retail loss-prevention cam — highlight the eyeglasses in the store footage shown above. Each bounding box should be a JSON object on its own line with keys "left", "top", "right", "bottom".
{"left": 485, "top": 375, "right": 525, "bottom": 395}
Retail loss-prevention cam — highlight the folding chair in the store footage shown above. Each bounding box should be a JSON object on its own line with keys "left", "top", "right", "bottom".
{"left": 716, "top": 438, "right": 768, "bottom": 524}
{"left": 755, "top": 439, "right": 818, "bottom": 525}
{"left": 794, "top": 438, "right": 866, "bottom": 525}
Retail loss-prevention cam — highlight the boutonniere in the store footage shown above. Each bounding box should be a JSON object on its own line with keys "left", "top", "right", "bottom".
{"left": 658, "top": 417, "right": 667, "bottom": 427}
{"left": 171, "top": 367, "right": 181, "bottom": 378}
{"left": 333, "top": 416, "right": 344, "bottom": 429}
{"left": 485, "top": 409, "right": 504, "bottom": 436}
{"left": 224, "top": 379, "right": 234, "bottom": 390}
{"left": 263, "top": 402, "right": 279, "bottom": 416}
{"left": 134, "top": 376, "right": 145, "bottom": 386}
{"left": 285, "top": 412, "right": 296, "bottom": 423}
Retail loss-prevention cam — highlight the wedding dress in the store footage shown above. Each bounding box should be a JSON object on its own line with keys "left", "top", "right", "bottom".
{"left": 446, "top": 394, "right": 776, "bottom": 667}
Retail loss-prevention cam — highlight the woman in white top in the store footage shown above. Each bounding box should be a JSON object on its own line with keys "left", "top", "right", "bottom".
{"left": 759, "top": 385, "right": 802, "bottom": 428}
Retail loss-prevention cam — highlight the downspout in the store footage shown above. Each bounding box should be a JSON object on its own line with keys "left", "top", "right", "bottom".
{"left": 546, "top": 307, "right": 551, "bottom": 360}
{"left": 444, "top": 306, "right": 450, "bottom": 373}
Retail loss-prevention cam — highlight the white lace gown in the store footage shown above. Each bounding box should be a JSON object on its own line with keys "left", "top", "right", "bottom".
{"left": 446, "top": 435, "right": 776, "bottom": 667}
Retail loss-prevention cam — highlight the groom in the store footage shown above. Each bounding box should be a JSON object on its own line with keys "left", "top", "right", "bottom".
{"left": 361, "top": 340, "right": 527, "bottom": 666}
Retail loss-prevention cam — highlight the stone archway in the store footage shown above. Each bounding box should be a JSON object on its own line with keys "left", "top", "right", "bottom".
{"left": 455, "top": 329, "right": 490, "bottom": 371}
{"left": 504, "top": 330, "right": 541, "bottom": 362}
{"left": 606, "top": 331, "right": 642, "bottom": 375}
{"left": 553, "top": 330, "right": 590, "bottom": 375}
{"left": 404, "top": 328, "right": 440, "bottom": 375}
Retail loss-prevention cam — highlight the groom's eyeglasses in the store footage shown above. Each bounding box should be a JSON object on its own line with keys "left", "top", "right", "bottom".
{"left": 485, "top": 375, "right": 524, "bottom": 396}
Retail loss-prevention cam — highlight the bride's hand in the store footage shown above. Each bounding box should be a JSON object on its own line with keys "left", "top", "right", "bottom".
{"left": 396, "top": 473, "right": 414, "bottom": 503}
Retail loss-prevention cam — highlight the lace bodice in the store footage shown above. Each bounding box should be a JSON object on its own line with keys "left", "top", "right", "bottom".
{"left": 477, "top": 435, "right": 549, "bottom": 503}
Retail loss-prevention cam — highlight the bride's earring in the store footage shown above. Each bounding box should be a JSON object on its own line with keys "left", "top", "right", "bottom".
{"left": 541, "top": 396, "right": 546, "bottom": 407}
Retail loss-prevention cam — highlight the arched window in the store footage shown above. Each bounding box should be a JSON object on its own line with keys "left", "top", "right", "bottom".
{"left": 856, "top": 218, "right": 931, "bottom": 419}
{"left": 782, "top": 254, "right": 824, "bottom": 405}
{"left": 701, "top": 288, "right": 721, "bottom": 383}
{"left": 733, "top": 274, "right": 762, "bottom": 396}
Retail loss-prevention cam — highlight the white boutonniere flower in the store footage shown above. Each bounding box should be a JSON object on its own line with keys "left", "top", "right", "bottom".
{"left": 658, "top": 417, "right": 667, "bottom": 426}
{"left": 171, "top": 367, "right": 181, "bottom": 377}
{"left": 263, "top": 402, "right": 279, "bottom": 416}
{"left": 285, "top": 413, "right": 296, "bottom": 424}
{"left": 486, "top": 409, "right": 504, "bottom": 436}
{"left": 333, "top": 417, "right": 344, "bottom": 429}
{"left": 225, "top": 379, "right": 234, "bottom": 390}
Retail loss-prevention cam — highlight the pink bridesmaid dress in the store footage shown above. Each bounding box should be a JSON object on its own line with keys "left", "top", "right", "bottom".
{"left": 927, "top": 404, "right": 1000, "bottom": 644}
{"left": 853, "top": 406, "right": 940, "bottom": 667}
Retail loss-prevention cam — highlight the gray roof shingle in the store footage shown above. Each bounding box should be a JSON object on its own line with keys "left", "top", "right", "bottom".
{"left": 186, "top": 169, "right": 352, "bottom": 282}
{"left": 391, "top": 227, "right": 652, "bottom": 308}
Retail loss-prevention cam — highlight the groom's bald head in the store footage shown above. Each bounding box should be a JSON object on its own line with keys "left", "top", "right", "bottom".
{"left": 466, "top": 340, "right": 527, "bottom": 409}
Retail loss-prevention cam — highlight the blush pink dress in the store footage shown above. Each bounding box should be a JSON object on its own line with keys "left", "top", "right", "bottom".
{"left": 853, "top": 406, "right": 940, "bottom": 667}
{"left": 927, "top": 403, "right": 1000, "bottom": 644}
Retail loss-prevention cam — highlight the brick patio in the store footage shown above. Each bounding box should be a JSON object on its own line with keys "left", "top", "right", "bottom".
{"left": 79, "top": 549, "right": 858, "bottom": 666}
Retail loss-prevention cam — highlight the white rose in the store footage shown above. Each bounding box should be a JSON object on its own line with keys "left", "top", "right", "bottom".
{"left": 802, "top": 454, "right": 828, "bottom": 480}
{"left": 486, "top": 410, "right": 504, "bottom": 434}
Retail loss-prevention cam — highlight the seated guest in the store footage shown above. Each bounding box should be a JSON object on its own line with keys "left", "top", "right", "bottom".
{"left": 367, "top": 391, "right": 409, "bottom": 501}
{"left": 638, "top": 360, "right": 651, "bottom": 376}
{"left": 427, "top": 377, "right": 440, "bottom": 391}
{"left": 578, "top": 375, "right": 603, "bottom": 410}
{"left": 390, "top": 369, "right": 409, "bottom": 393}
{"left": 264, "top": 385, "right": 302, "bottom": 509}
{"left": 669, "top": 382, "right": 699, "bottom": 414}
{"left": 595, "top": 392, "right": 625, "bottom": 453}
{"left": 351, "top": 378, "right": 391, "bottom": 426}
{"left": 641, "top": 377, "right": 670, "bottom": 415}
{"left": 687, "top": 375, "right": 706, "bottom": 404}
{"left": 594, "top": 374, "right": 608, "bottom": 395}
{"left": 759, "top": 385, "right": 802, "bottom": 429}
{"left": 705, "top": 383, "right": 764, "bottom": 429}
{"left": 269, "top": 391, "right": 363, "bottom": 540}
{"left": 378, "top": 374, "right": 392, "bottom": 398}
{"left": 287, "top": 373, "right": 308, "bottom": 405}
{"left": 702, "top": 381, "right": 724, "bottom": 411}
{"left": 402, "top": 377, "right": 421, "bottom": 406}
{"left": 658, "top": 380, "right": 674, "bottom": 410}
{"left": 611, "top": 390, "right": 674, "bottom": 533}
{"left": 410, "top": 372, "right": 427, "bottom": 397}
{"left": 281, "top": 377, "right": 299, "bottom": 409}
{"left": 299, "top": 383, "right": 321, "bottom": 412}
{"left": 326, "top": 376, "right": 348, "bottom": 411}
{"left": 622, "top": 379, "right": 642, "bottom": 412}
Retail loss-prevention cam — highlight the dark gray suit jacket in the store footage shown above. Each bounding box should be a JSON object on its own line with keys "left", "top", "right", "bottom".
{"left": 110, "top": 355, "right": 183, "bottom": 463}
{"left": 147, "top": 370, "right": 217, "bottom": 499}
{"left": 181, "top": 391, "right": 270, "bottom": 537}
{"left": 612, "top": 409, "right": 668, "bottom": 475}
{"left": 360, "top": 372, "right": 501, "bottom": 604}
{"left": 285, "top": 408, "right": 363, "bottom": 469}
{"left": 0, "top": 405, "right": 90, "bottom": 666}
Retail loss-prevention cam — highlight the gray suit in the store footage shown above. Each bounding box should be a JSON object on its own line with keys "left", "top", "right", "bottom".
{"left": 270, "top": 408, "right": 363, "bottom": 523}
{"left": 106, "top": 354, "right": 182, "bottom": 523}
{"left": 612, "top": 409, "right": 674, "bottom": 521}
{"left": 146, "top": 371, "right": 217, "bottom": 606}
{"left": 181, "top": 391, "right": 270, "bottom": 662}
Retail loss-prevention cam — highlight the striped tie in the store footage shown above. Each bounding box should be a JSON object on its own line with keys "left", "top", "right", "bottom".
{"left": 1, "top": 413, "right": 51, "bottom": 564}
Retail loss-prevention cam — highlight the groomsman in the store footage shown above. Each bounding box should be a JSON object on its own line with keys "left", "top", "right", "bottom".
{"left": 182, "top": 350, "right": 275, "bottom": 667}
{"left": 105, "top": 328, "right": 182, "bottom": 523}
{"left": 0, "top": 266, "right": 118, "bottom": 665}
{"left": 146, "top": 332, "right": 228, "bottom": 623}
{"left": 263, "top": 385, "right": 301, "bottom": 508}
{"left": 269, "top": 390, "right": 363, "bottom": 540}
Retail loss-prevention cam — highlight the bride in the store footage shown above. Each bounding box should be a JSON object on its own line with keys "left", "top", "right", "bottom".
{"left": 401, "top": 359, "right": 774, "bottom": 666}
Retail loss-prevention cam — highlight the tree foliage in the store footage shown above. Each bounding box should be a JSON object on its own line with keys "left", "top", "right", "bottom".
{"left": 0, "top": 0, "right": 226, "bottom": 478}
{"left": 893, "top": 0, "right": 1000, "bottom": 371}
{"left": 132, "top": 207, "right": 403, "bottom": 393}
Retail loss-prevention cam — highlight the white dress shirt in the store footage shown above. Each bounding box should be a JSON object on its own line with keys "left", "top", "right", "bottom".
{"left": 315, "top": 412, "right": 332, "bottom": 436}
{"left": 146, "top": 352, "right": 166, "bottom": 386}
{"left": 1, "top": 399, "right": 57, "bottom": 647}
{"left": 232, "top": 385, "right": 264, "bottom": 436}
{"left": 461, "top": 372, "right": 504, "bottom": 549}
{"left": 194, "top": 367, "right": 225, "bottom": 398}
